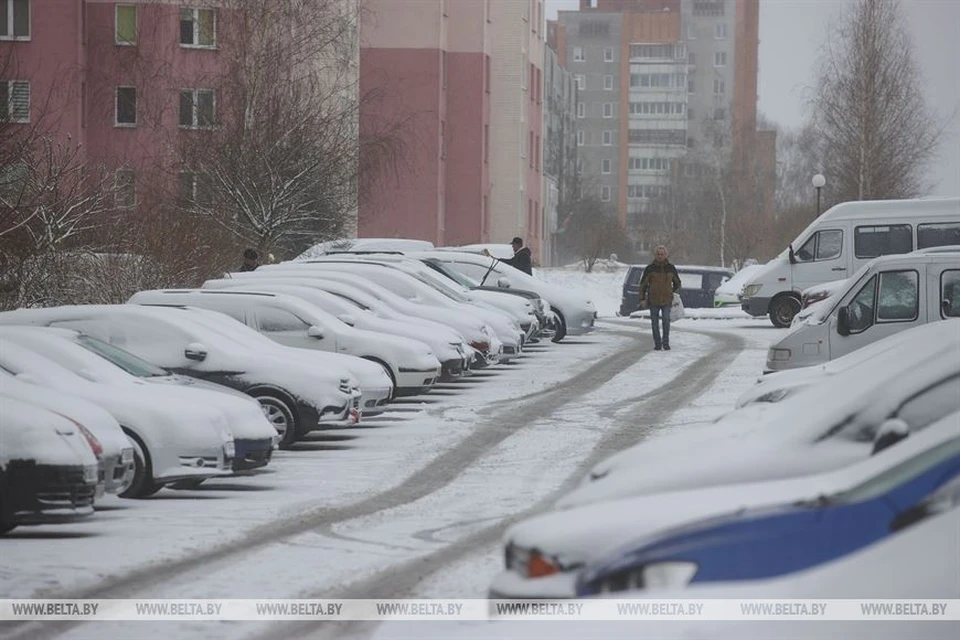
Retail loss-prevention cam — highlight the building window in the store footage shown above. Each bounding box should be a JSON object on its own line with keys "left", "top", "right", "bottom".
{"left": 688, "top": 52, "right": 696, "bottom": 66}
{"left": 715, "top": 23, "right": 728, "bottom": 39}
{"left": 0, "top": 80, "right": 29, "bottom": 123}
{"left": 535, "top": 134, "right": 540, "bottom": 170}
{"left": 713, "top": 78, "right": 725, "bottom": 95}
{"left": 115, "top": 169, "right": 136, "bottom": 208}
{"left": 179, "top": 172, "right": 214, "bottom": 209}
{"left": 115, "top": 86, "right": 137, "bottom": 126}
{"left": 115, "top": 4, "right": 137, "bottom": 45}
{"left": 577, "top": 102, "right": 585, "bottom": 118}
{"left": 577, "top": 130, "right": 584, "bottom": 146}
{"left": 713, "top": 107, "right": 725, "bottom": 120}
{"left": 484, "top": 124, "right": 489, "bottom": 163}
{"left": 602, "top": 103, "right": 613, "bottom": 118}
{"left": 601, "top": 158, "right": 611, "bottom": 174}
{"left": 180, "top": 7, "right": 216, "bottom": 48}
{"left": 574, "top": 74, "right": 584, "bottom": 90}
{"left": 688, "top": 77, "right": 695, "bottom": 94}
{"left": 686, "top": 24, "right": 697, "bottom": 40}
{"left": 629, "top": 73, "right": 687, "bottom": 89}
{"left": 179, "top": 88, "right": 215, "bottom": 128}
{"left": 485, "top": 55, "right": 491, "bottom": 93}
{"left": 694, "top": 1, "right": 725, "bottom": 17}
{"left": 0, "top": 0, "right": 29, "bottom": 39}
{"left": 603, "top": 74, "right": 613, "bottom": 90}
{"left": 714, "top": 51, "right": 727, "bottom": 67}
{"left": 528, "top": 131, "right": 533, "bottom": 164}
{"left": 602, "top": 130, "right": 613, "bottom": 146}
{"left": 573, "top": 46, "right": 584, "bottom": 62}
{"left": 600, "top": 185, "right": 611, "bottom": 201}
{"left": 604, "top": 47, "right": 614, "bottom": 62}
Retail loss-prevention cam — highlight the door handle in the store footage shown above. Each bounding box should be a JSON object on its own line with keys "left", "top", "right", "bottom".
{"left": 831, "top": 267, "right": 847, "bottom": 271}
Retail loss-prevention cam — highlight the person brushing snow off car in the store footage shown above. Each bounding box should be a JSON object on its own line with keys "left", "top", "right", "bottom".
{"left": 483, "top": 237, "right": 533, "bottom": 276}
{"left": 638, "top": 245, "right": 682, "bottom": 351}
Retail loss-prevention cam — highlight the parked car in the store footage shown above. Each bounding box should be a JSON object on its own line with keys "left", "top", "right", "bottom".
{"left": 260, "top": 260, "right": 526, "bottom": 360}
{"left": 712, "top": 264, "right": 764, "bottom": 307}
{"left": 575, "top": 416, "right": 960, "bottom": 595}
{"left": 221, "top": 268, "right": 503, "bottom": 366}
{"left": 299, "top": 237, "right": 434, "bottom": 259}
{"left": 560, "top": 342, "right": 960, "bottom": 508}
{"left": 0, "top": 326, "right": 277, "bottom": 473}
{"left": 738, "top": 320, "right": 960, "bottom": 408}
{"left": 0, "top": 371, "right": 134, "bottom": 496}
{"left": 799, "top": 277, "right": 848, "bottom": 310}
{"left": 1, "top": 398, "right": 100, "bottom": 534}
{"left": 200, "top": 281, "right": 472, "bottom": 381}
{"left": 765, "top": 250, "right": 960, "bottom": 372}
{"left": 489, "top": 412, "right": 960, "bottom": 598}
{"left": 130, "top": 289, "right": 440, "bottom": 397}
{"left": 0, "top": 305, "right": 361, "bottom": 447}
{"left": 620, "top": 265, "right": 733, "bottom": 316}
{"left": 740, "top": 197, "right": 960, "bottom": 327}
{"left": 415, "top": 250, "right": 597, "bottom": 342}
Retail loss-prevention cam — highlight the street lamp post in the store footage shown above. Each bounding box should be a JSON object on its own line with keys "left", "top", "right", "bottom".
{"left": 812, "top": 174, "right": 826, "bottom": 217}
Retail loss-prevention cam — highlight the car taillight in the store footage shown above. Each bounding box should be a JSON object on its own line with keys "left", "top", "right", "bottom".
{"left": 527, "top": 552, "right": 559, "bottom": 578}
{"left": 75, "top": 421, "right": 103, "bottom": 457}
{"left": 469, "top": 340, "right": 489, "bottom": 353}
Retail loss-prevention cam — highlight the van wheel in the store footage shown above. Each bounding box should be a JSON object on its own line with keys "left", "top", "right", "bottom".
{"left": 769, "top": 296, "right": 800, "bottom": 328}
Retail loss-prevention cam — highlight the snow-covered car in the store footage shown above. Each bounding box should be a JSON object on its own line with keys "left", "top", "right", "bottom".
{"left": 560, "top": 342, "right": 960, "bottom": 508}
{"left": 200, "top": 280, "right": 473, "bottom": 380}
{"left": 737, "top": 320, "right": 960, "bottom": 408}
{"left": 130, "top": 289, "right": 440, "bottom": 397}
{"left": 490, "top": 412, "right": 960, "bottom": 598}
{"left": 0, "top": 371, "right": 134, "bottom": 496}
{"left": 415, "top": 250, "right": 597, "bottom": 342}
{"left": 298, "top": 237, "right": 435, "bottom": 259}
{"left": 0, "top": 305, "right": 361, "bottom": 447}
{"left": 1, "top": 398, "right": 100, "bottom": 535}
{"left": 0, "top": 325, "right": 278, "bottom": 473}
{"left": 0, "top": 338, "right": 234, "bottom": 498}
{"left": 712, "top": 264, "right": 765, "bottom": 307}
{"left": 221, "top": 268, "right": 503, "bottom": 366}
{"left": 264, "top": 260, "right": 525, "bottom": 360}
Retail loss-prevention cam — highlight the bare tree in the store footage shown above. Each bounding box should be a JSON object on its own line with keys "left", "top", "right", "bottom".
{"left": 812, "top": 0, "right": 942, "bottom": 201}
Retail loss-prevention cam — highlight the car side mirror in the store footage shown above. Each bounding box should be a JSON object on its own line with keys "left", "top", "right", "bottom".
{"left": 497, "top": 277, "right": 511, "bottom": 289}
{"left": 788, "top": 244, "right": 797, "bottom": 265}
{"left": 76, "top": 368, "right": 99, "bottom": 382}
{"left": 307, "top": 325, "right": 325, "bottom": 339}
{"left": 337, "top": 314, "right": 356, "bottom": 327}
{"left": 184, "top": 342, "right": 208, "bottom": 362}
{"left": 871, "top": 418, "right": 910, "bottom": 455}
{"left": 836, "top": 306, "right": 851, "bottom": 336}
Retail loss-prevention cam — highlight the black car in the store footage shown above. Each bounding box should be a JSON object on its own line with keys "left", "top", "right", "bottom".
{"left": 619, "top": 265, "right": 733, "bottom": 316}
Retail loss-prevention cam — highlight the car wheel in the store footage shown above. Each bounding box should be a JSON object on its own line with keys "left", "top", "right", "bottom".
{"left": 768, "top": 295, "right": 800, "bottom": 328}
{"left": 119, "top": 432, "right": 163, "bottom": 499}
{"left": 551, "top": 311, "right": 567, "bottom": 343}
{"left": 254, "top": 393, "right": 299, "bottom": 448}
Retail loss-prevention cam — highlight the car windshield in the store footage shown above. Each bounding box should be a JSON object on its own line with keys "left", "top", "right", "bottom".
{"left": 427, "top": 260, "right": 480, "bottom": 288}
{"left": 73, "top": 334, "right": 169, "bottom": 378}
{"left": 826, "top": 436, "right": 960, "bottom": 505}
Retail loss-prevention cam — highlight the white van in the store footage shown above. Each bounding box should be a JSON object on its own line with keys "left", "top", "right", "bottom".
{"left": 741, "top": 198, "right": 960, "bottom": 326}
{"left": 764, "top": 250, "right": 960, "bottom": 372}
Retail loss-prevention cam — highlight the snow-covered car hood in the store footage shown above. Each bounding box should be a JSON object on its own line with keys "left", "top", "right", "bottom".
{"left": 713, "top": 264, "right": 765, "bottom": 304}
{"left": 138, "top": 382, "right": 276, "bottom": 441}
{"left": 1, "top": 397, "right": 99, "bottom": 468}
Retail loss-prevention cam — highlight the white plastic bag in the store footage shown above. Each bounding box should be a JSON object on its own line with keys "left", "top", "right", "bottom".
{"left": 671, "top": 293, "right": 686, "bottom": 321}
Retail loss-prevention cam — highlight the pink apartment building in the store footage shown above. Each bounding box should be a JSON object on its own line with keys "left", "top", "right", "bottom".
{"left": 360, "top": 0, "right": 545, "bottom": 262}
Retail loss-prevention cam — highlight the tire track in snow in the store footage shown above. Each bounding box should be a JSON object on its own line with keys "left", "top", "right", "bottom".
{"left": 0, "top": 332, "right": 663, "bottom": 640}
{"left": 259, "top": 328, "right": 743, "bottom": 640}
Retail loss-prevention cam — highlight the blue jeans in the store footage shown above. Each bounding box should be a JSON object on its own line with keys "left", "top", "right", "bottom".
{"left": 650, "top": 304, "right": 671, "bottom": 347}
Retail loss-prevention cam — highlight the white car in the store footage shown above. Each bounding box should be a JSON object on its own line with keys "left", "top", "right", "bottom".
{"left": 0, "top": 338, "right": 234, "bottom": 498}
{"left": 221, "top": 269, "right": 503, "bottom": 366}
{"left": 0, "top": 325, "right": 278, "bottom": 474}
{"left": 1, "top": 399, "right": 100, "bottom": 534}
{"left": 200, "top": 280, "right": 473, "bottom": 380}
{"left": 737, "top": 320, "right": 960, "bottom": 408}
{"left": 490, "top": 411, "right": 960, "bottom": 598}
{"left": 561, "top": 343, "right": 960, "bottom": 508}
{"left": 712, "top": 264, "right": 765, "bottom": 307}
{"left": 415, "top": 250, "right": 597, "bottom": 342}
{"left": 0, "top": 371, "right": 134, "bottom": 496}
{"left": 264, "top": 260, "right": 525, "bottom": 360}
{"left": 130, "top": 289, "right": 440, "bottom": 397}
{"left": 0, "top": 305, "right": 362, "bottom": 446}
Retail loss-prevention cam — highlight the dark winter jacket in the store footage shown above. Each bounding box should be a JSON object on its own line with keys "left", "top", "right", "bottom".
{"left": 639, "top": 260, "right": 682, "bottom": 307}
{"left": 502, "top": 247, "right": 533, "bottom": 276}
{"left": 239, "top": 263, "right": 258, "bottom": 272}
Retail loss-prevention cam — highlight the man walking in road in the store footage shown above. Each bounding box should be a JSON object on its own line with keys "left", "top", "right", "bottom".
{"left": 638, "top": 245, "right": 682, "bottom": 350}
{"left": 483, "top": 237, "right": 533, "bottom": 275}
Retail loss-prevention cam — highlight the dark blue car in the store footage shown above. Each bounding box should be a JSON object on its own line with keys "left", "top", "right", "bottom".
{"left": 576, "top": 435, "right": 960, "bottom": 595}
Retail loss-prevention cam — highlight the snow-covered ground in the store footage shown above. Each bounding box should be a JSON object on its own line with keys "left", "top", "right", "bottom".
{"left": 0, "top": 265, "right": 786, "bottom": 640}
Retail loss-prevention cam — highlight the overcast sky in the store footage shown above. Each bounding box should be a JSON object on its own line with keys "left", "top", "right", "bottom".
{"left": 546, "top": 0, "right": 959, "bottom": 196}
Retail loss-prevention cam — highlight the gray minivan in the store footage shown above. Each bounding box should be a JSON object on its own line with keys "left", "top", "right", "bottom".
{"left": 765, "top": 249, "right": 960, "bottom": 372}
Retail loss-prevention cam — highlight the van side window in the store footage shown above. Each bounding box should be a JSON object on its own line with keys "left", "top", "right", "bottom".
{"left": 848, "top": 275, "right": 876, "bottom": 333}
{"left": 795, "top": 230, "right": 842, "bottom": 262}
{"left": 918, "top": 222, "right": 960, "bottom": 249}
{"left": 876, "top": 270, "right": 918, "bottom": 322}
{"left": 854, "top": 224, "right": 912, "bottom": 259}
{"left": 942, "top": 270, "right": 960, "bottom": 318}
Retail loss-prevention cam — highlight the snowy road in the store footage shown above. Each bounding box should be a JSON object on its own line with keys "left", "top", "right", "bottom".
{"left": 0, "top": 315, "right": 781, "bottom": 640}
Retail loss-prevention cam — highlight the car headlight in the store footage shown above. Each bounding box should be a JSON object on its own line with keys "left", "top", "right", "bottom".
{"left": 757, "top": 388, "right": 791, "bottom": 403}
{"left": 641, "top": 561, "right": 698, "bottom": 589}
{"left": 83, "top": 464, "right": 99, "bottom": 484}
{"left": 339, "top": 377, "right": 351, "bottom": 394}
{"left": 121, "top": 447, "right": 135, "bottom": 464}
{"left": 742, "top": 284, "right": 762, "bottom": 298}
{"left": 768, "top": 348, "right": 791, "bottom": 362}
{"left": 223, "top": 440, "right": 236, "bottom": 458}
